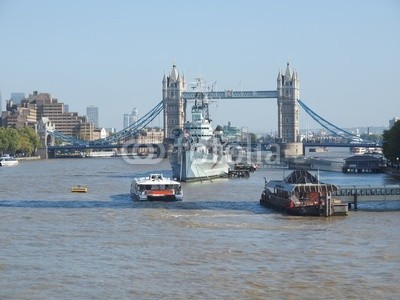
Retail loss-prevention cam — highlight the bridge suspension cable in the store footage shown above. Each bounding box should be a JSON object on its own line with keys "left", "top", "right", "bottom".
{"left": 297, "top": 99, "right": 358, "bottom": 139}
{"left": 47, "top": 100, "right": 164, "bottom": 146}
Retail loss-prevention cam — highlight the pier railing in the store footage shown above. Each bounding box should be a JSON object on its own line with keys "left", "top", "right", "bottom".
{"left": 333, "top": 185, "right": 400, "bottom": 209}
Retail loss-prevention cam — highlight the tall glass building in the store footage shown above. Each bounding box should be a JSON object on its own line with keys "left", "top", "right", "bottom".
{"left": 123, "top": 107, "right": 138, "bottom": 129}
{"left": 86, "top": 105, "right": 99, "bottom": 128}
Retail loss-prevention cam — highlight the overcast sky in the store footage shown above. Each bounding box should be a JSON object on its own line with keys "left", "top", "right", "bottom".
{"left": 1, "top": 0, "right": 399, "bottom": 132}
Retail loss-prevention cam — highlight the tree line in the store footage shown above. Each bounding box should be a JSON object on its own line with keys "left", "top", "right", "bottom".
{"left": 0, "top": 127, "right": 41, "bottom": 156}
{"left": 383, "top": 120, "right": 400, "bottom": 165}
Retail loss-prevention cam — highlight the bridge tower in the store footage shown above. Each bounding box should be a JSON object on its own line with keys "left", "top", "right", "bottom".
{"left": 277, "top": 63, "right": 304, "bottom": 157}
{"left": 162, "top": 64, "right": 187, "bottom": 141}
{"left": 36, "top": 117, "right": 55, "bottom": 159}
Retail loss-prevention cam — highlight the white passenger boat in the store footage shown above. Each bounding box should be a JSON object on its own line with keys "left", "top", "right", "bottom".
{"left": 130, "top": 174, "right": 183, "bottom": 201}
{"left": 0, "top": 155, "right": 19, "bottom": 166}
{"left": 86, "top": 150, "right": 115, "bottom": 157}
{"left": 351, "top": 147, "right": 366, "bottom": 155}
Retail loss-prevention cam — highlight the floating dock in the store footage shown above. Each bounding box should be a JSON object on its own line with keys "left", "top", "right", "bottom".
{"left": 342, "top": 155, "right": 386, "bottom": 173}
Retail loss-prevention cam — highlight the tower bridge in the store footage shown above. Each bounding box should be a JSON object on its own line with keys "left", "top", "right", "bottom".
{"left": 164, "top": 63, "right": 303, "bottom": 158}
{"left": 45, "top": 63, "right": 377, "bottom": 157}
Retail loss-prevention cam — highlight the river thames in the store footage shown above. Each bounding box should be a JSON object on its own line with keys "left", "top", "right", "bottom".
{"left": 1, "top": 153, "right": 400, "bottom": 299}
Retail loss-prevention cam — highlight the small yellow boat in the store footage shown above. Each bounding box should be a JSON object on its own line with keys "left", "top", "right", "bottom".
{"left": 71, "top": 185, "right": 88, "bottom": 193}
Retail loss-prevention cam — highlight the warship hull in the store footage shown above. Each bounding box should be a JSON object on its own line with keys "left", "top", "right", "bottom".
{"left": 170, "top": 150, "right": 229, "bottom": 182}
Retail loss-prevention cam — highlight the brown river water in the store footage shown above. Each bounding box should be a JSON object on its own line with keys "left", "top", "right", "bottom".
{"left": 1, "top": 154, "right": 399, "bottom": 299}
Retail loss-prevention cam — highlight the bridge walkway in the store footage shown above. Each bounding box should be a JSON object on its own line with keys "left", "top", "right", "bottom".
{"left": 333, "top": 185, "right": 400, "bottom": 209}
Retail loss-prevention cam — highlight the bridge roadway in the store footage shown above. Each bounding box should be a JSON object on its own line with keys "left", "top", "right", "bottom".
{"left": 47, "top": 140, "right": 382, "bottom": 152}
{"left": 334, "top": 185, "right": 400, "bottom": 209}
{"left": 304, "top": 142, "right": 382, "bottom": 148}
{"left": 49, "top": 144, "right": 125, "bottom": 150}
{"left": 47, "top": 143, "right": 163, "bottom": 158}
{"left": 181, "top": 90, "right": 278, "bottom": 99}
{"left": 48, "top": 143, "right": 165, "bottom": 150}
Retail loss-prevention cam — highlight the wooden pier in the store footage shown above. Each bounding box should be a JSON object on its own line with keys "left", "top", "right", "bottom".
{"left": 228, "top": 169, "right": 250, "bottom": 178}
{"left": 228, "top": 163, "right": 255, "bottom": 178}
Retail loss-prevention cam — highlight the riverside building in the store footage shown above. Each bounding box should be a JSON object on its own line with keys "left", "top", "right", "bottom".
{"left": 2, "top": 91, "right": 94, "bottom": 140}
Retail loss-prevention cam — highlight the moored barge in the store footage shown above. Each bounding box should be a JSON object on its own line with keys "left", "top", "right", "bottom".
{"left": 260, "top": 170, "right": 348, "bottom": 216}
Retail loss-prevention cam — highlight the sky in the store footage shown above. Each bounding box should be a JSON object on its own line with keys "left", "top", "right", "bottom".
{"left": 0, "top": 0, "right": 399, "bottom": 133}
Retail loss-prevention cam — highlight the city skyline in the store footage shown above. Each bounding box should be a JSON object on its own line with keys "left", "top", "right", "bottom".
{"left": 0, "top": 0, "right": 399, "bottom": 133}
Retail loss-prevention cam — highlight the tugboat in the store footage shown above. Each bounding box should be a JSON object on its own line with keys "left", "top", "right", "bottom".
{"left": 260, "top": 170, "right": 348, "bottom": 216}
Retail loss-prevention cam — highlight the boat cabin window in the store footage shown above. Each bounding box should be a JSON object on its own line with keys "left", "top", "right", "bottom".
{"left": 298, "top": 191, "right": 308, "bottom": 200}
{"left": 275, "top": 188, "right": 289, "bottom": 199}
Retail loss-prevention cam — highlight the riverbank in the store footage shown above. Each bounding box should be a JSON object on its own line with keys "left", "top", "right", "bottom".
{"left": 16, "top": 156, "right": 41, "bottom": 161}
{"left": 287, "top": 156, "right": 344, "bottom": 172}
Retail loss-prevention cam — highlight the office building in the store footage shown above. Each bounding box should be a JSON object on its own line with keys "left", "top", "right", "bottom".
{"left": 123, "top": 107, "right": 138, "bottom": 129}
{"left": 11, "top": 93, "right": 25, "bottom": 104}
{"left": 2, "top": 91, "right": 94, "bottom": 140}
{"left": 86, "top": 105, "right": 99, "bottom": 128}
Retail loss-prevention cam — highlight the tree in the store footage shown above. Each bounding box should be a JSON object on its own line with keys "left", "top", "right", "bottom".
{"left": 382, "top": 120, "right": 400, "bottom": 163}
{"left": 17, "top": 128, "right": 33, "bottom": 154}
{"left": 6, "top": 128, "right": 21, "bottom": 155}
{"left": 18, "top": 130, "right": 32, "bottom": 154}
{"left": 360, "top": 133, "right": 382, "bottom": 143}
{"left": 0, "top": 127, "right": 40, "bottom": 155}
{"left": 0, "top": 128, "right": 10, "bottom": 154}
{"left": 249, "top": 133, "right": 258, "bottom": 144}
{"left": 19, "top": 127, "right": 41, "bottom": 154}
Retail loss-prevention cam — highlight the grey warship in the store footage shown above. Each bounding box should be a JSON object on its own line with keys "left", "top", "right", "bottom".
{"left": 169, "top": 94, "right": 229, "bottom": 182}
